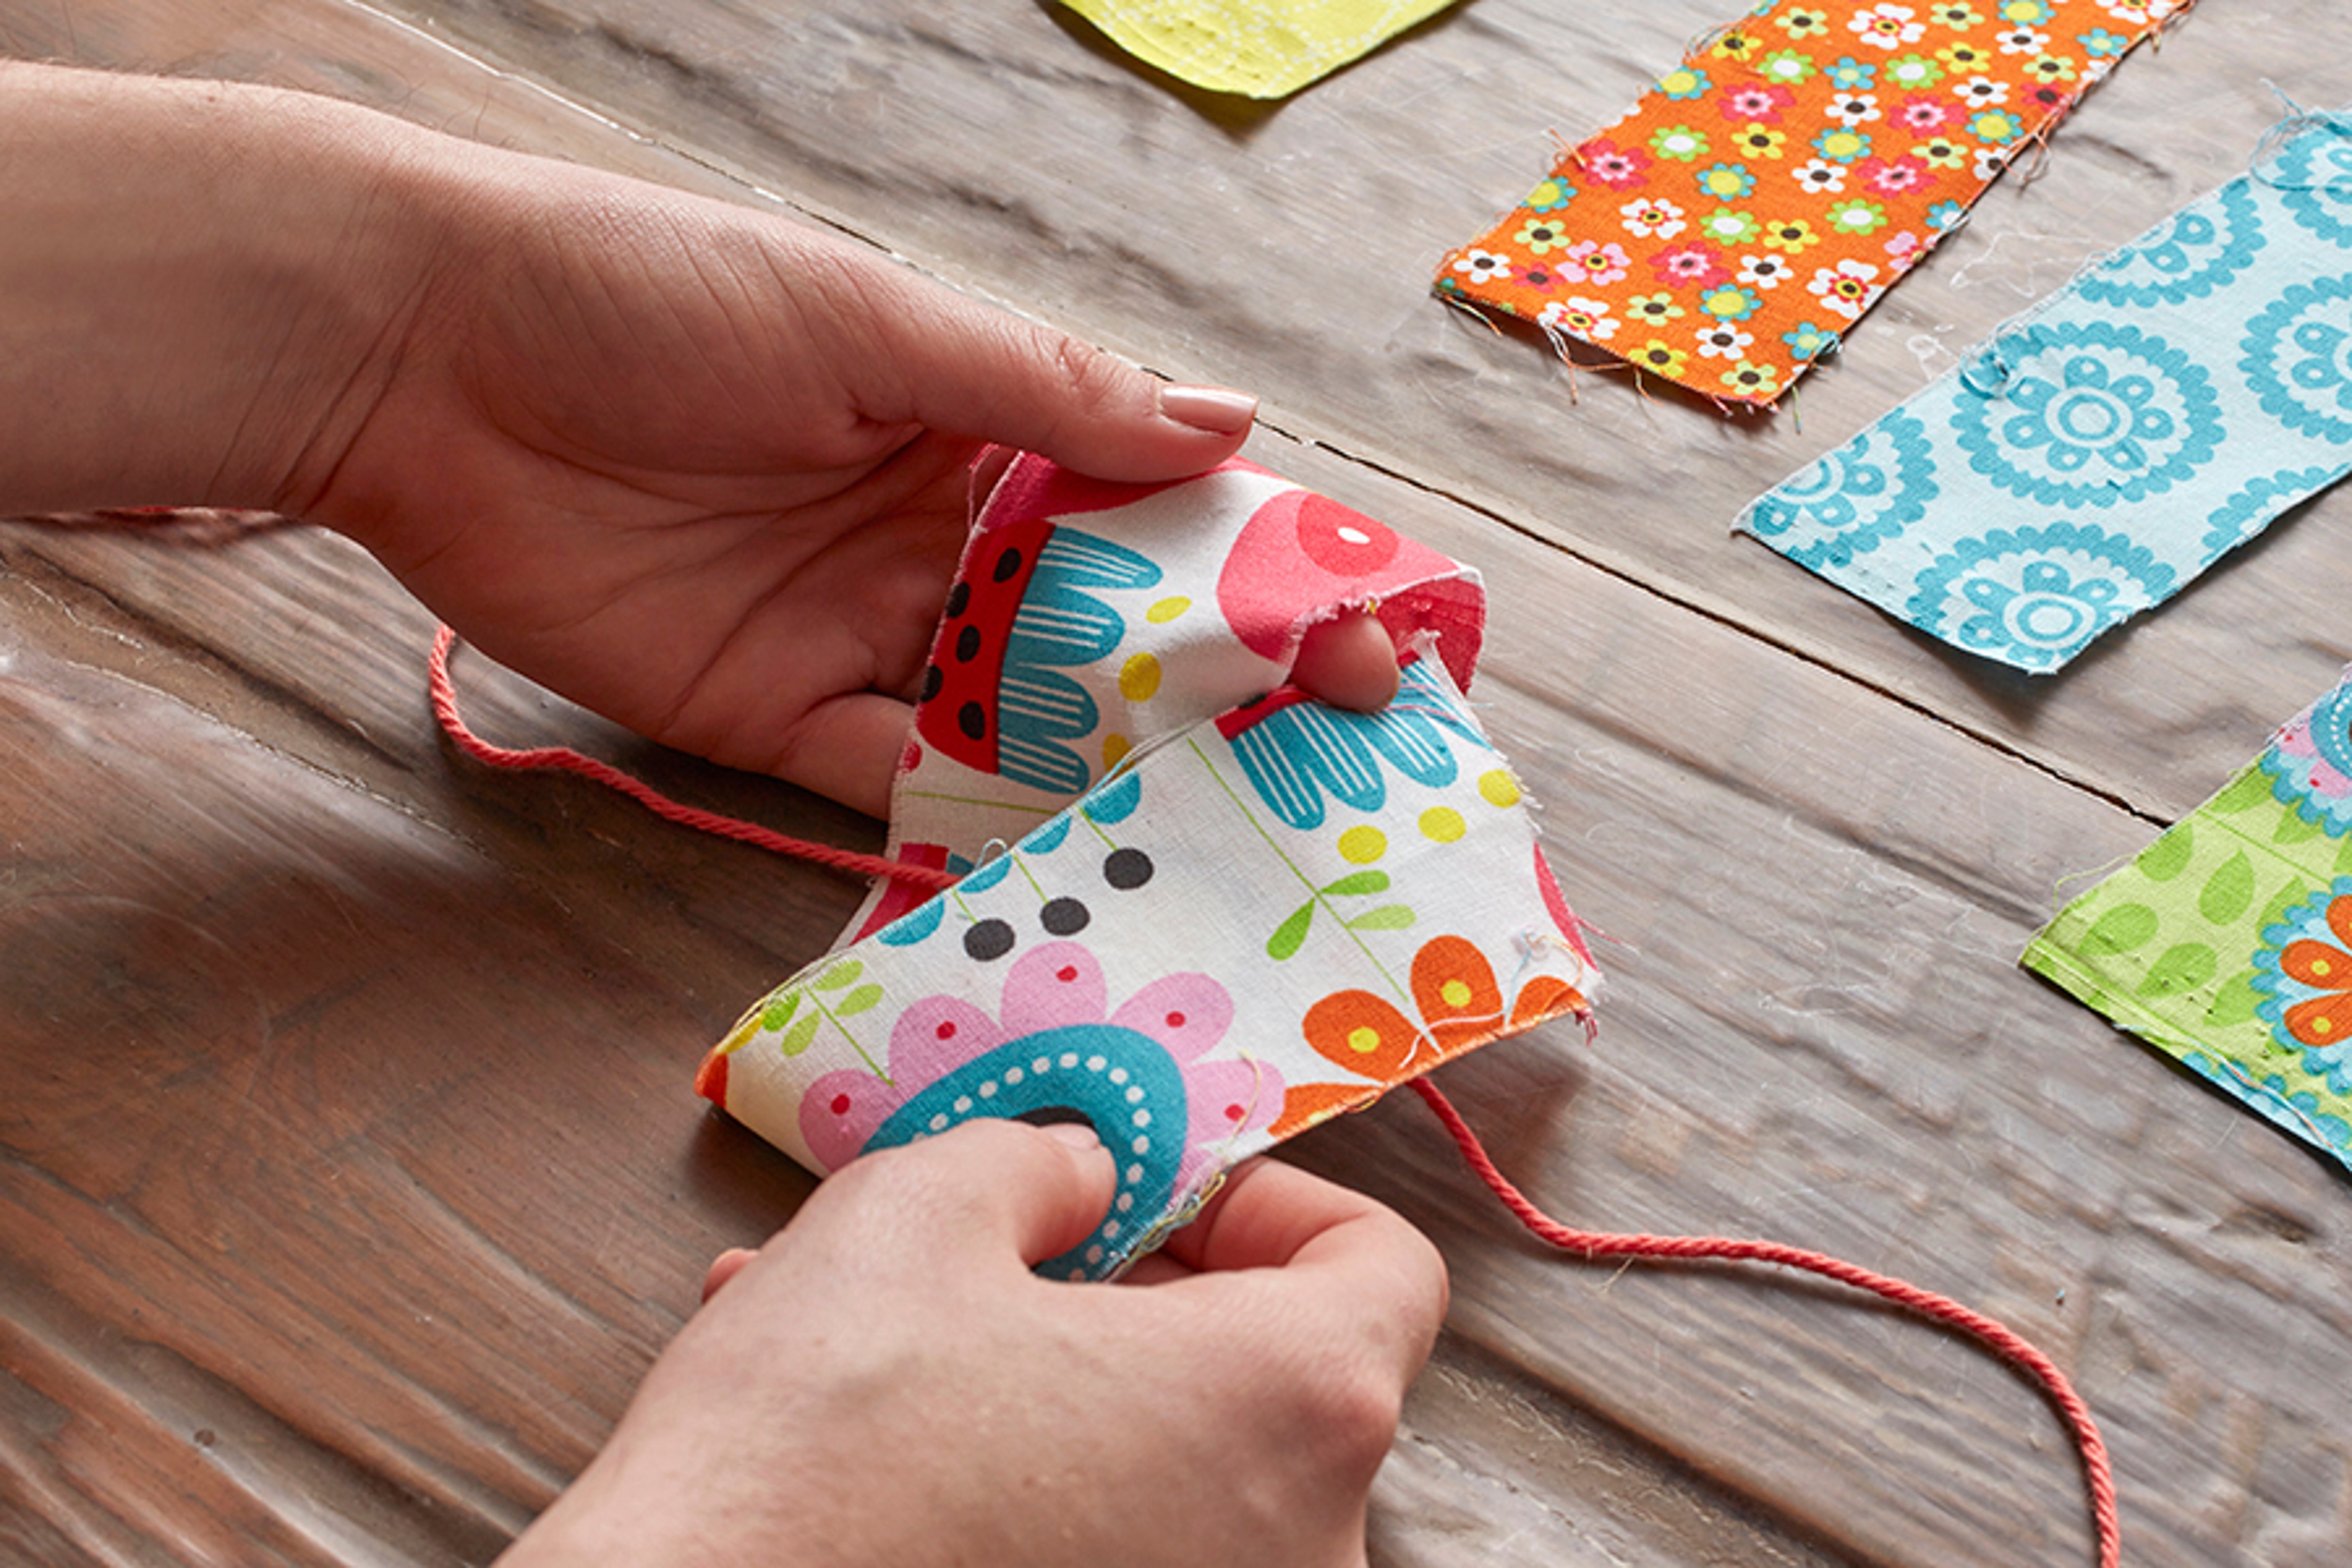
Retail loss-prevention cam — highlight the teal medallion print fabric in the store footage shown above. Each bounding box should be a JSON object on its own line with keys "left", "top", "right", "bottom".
{"left": 1737, "top": 116, "right": 2352, "bottom": 673}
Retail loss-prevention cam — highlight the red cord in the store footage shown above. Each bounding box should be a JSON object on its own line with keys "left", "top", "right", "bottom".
{"left": 426, "top": 619, "right": 2117, "bottom": 1565}
{"left": 1409, "top": 1077, "right": 2119, "bottom": 1568}
{"left": 427, "top": 625, "right": 957, "bottom": 891}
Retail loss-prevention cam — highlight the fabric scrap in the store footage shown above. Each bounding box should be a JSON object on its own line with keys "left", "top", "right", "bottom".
{"left": 1736, "top": 113, "right": 2352, "bottom": 670}
{"left": 2024, "top": 668, "right": 2352, "bottom": 1173}
{"left": 840, "top": 453, "right": 1484, "bottom": 944}
{"left": 1437, "top": 0, "right": 2193, "bottom": 407}
{"left": 701, "top": 651, "right": 1599, "bottom": 1279}
{"left": 1058, "top": 0, "right": 1455, "bottom": 99}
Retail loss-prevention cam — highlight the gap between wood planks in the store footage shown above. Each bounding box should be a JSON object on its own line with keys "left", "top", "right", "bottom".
{"left": 315, "top": 0, "right": 2176, "bottom": 843}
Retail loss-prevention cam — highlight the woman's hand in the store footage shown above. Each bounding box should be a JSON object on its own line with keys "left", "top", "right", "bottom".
{"left": 0, "top": 64, "right": 1398, "bottom": 815}
{"left": 502, "top": 1121, "right": 1448, "bottom": 1568}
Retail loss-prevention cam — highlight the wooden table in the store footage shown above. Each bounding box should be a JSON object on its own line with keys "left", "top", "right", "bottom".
{"left": 4, "top": 2, "right": 2348, "bottom": 1563}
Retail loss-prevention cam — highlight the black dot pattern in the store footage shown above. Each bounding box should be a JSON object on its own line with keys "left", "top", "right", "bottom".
{"left": 944, "top": 581, "right": 971, "bottom": 618}
{"left": 963, "top": 919, "right": 1016, "bottom": 961}
{"left": 1040, "top": 897, "right": 1091, "bottom": 936}
{"left": 955, "top": 624, "right": 982, "bottom": 663}
{"left": 991, "top": 546, "right": 1023, "bottom": 583}
{"left": 920, "top": 665, "right": 943, "bottom": 702}
{"left": 1102, "top": 848, "right": 1155, "bottom": 890}
{"left": 959, "top": 701, "right": 987, "bottom": 741}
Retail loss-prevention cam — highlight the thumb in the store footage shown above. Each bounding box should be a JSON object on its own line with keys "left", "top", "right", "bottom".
{"left": 804, "top": 238, "right": 1257, "bottom": 481}
{"left": 850, "top": 1118, "right": 1120, "bottom": 1273}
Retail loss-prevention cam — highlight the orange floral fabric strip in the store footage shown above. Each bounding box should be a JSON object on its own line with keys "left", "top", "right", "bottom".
{"left": 1436, "top": 0, "right": 2193, "bottom": 408}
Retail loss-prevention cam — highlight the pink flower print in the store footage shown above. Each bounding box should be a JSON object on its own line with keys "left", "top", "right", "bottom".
{"left": 1807, "top": 258, "right": 1881, "bottom": 318}
{"left": 799, "top": 941, "right": 1283, "bottom": 1275}
{"left": 1558, "top": 239, "right": 1631, "bottom": 286}
{"left": 1860, "top": 154, "right": 1934, "bottom": 195}
{"left": 1717, "top": 83, "right": 1797, "bottom": 123}
{"left": 1580, "top": 138, "right": 1653, "bottom": 189}
{"left": 1652, "top": 242, "right": 1732, "bottom": 287}
{"left": 1618, "top": 197, "right": 1687, "bottom": 239}
{"left": 1849, "top": 3, "right": 1925, "bottom": 48}
{"left": 1896, "top": 93, "right": 1954, "bottom": 132}
{"left": 1884, "top": 228, "right": 1926, "bottom": 272}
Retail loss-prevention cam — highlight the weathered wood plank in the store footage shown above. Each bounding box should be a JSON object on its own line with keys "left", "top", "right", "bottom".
{"left": 326, "top": 0, "right": 2352, "bottom": 823}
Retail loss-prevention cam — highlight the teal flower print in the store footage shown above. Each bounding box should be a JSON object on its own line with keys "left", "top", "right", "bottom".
{"left": 1781, "top": 320, "right": 1839, "bottom": 360}
{"left": 2199, "top": 465, "right": 2350, "bottom": 567}
{"left": 1695, "top": 161, "right": 1757, "bottom": 200}
{"left": 1905, "top": 522, "right": 2174, "bottom": 670}
{"left": 2260, "top": 680, "right": 2352, "bottom": 837}
{"left": 2242, "top": 274, "right": 2352, "bottom": 443}
{"left": 1657, "top": 64, "right": 1713, "bottom": 100}
{"left": 2078, "top": 181, "right": 2264, "bottom": 306}
{"left": 1811, "top": 127, "right": 1874, "bottom": 164}
{"left": 1953, "top": 321, "right": 2222, "bottom": 507}
{"left": 2271, "top": 129, "right": 2352, "bottom": 247}
{"left": 1524, "top": 175, "right": 1577, "bottom": 211}
{"left": 1743, "top": 407, "right": 1936, "bottom": 568}
{"left": 1925, "top": 199, "right": 1966, "bottom": 230}
{"left": 920, "top": 524, "right": 1161, "bottom": 796}
{"left": 1825, "top": 55, "right": 1877, "bottom": 90}
{"left": 1225, "top": 660, "right": 1488, "bottom": 832}
{"left": 2075, "top": 28, "right": 2128, "bottom": 56}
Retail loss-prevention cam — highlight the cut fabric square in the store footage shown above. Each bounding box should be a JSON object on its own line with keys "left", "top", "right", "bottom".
{"left": 699, "top": 652, "right": 1599, "bottom": 1279}
{"left": 1436, "top": 0, "right": 2192, "bottom": 407}
{"left": 2024, "top": 669, "right": 2352, "bottom": 1172}
{"left": 1737, "top": 113, "right": 2352, "bottom": 671}
{"left": 1057, "top": 0, "right": 1456, "bottom": 99}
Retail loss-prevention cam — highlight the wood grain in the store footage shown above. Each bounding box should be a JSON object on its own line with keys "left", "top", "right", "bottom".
{"left": 1, "top": 2, "right": 2348, "bottom": 1567}
{"left": 335, "top": 0, "right": 2352, "bottom": 821}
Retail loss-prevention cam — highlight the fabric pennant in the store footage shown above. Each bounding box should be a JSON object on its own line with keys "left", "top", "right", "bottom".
{"left": 1737, "top": 113, "right": 2352, "bottom": 671}
{"left": 841, "top": 453, "right": 1485, "bottom": 944}
{"left": 1057, "top": 0, "right": 1455, "bottom": 99}
{"left": 2024, "top": 669, "right": 2352, "bottom": 1172}
{"left": 1436, "top": 0, "right": 2192, "bottom": 407}
{"left": 700, "top": 651, "right": 1600, "bottom": 1280}
{"left": 698, "top": 454, "right": 1597, "bottom": 1278}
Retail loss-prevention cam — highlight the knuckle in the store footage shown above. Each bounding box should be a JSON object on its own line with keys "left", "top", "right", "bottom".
{"left": 1308, "top": 1356, "right": 1411, "bottom": 1478}
{"left": 1044, "top": 330, "right": 1133, "bottom": 414}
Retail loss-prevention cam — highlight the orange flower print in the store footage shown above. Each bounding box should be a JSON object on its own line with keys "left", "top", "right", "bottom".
{"left": 2260, "top": 891, "right": 2352, "bottom": 1052}
{"left": 1434, "top": 0, "right": 2184, "bottom": 405}
{"left": 1270, "top": 935, "right": 1589, "bottom": 1136}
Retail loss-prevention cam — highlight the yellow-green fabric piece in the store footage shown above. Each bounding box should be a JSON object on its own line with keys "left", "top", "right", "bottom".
{"left": 2024, "top": 672, "right": 2352, "bottom": 1172}
{"left": 1058, "top": 0, "right": 1454, "bottom": 98}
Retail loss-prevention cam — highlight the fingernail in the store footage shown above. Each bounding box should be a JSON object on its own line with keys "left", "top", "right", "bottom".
{"left": 1039, "top": 1121, "right": 1102, "bottom": 1152}
{"left": 1159, "top": 383, "right": 1258, "bottom": 435}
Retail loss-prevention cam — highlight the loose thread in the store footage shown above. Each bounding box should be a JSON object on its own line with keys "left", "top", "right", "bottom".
{"left": 428, "top": 625, "right": 957, "bottom": 892}
{"left": 1408, "top": 1077, "right": 2119, "bottom": 1568}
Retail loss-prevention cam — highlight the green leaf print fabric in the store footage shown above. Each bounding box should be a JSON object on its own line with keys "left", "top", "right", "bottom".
{"left": 2024, "top": 669, "right": 2352, "bottom": 1169}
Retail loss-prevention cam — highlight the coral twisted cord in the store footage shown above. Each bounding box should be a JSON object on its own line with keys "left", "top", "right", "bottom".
{"left": 428, "top": 625, "right": 957, "bottom": 891}
{"left": 428, "top": 620, "right": 2117, "bottom": 1568}
{"left": 1409, "top": 1077, "right": 2119, "bottom": 1568}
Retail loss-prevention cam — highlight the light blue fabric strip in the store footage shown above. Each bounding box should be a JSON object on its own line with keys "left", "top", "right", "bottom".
{"left": 1737, "top": 116, "right": 2352, "bottom": 673}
